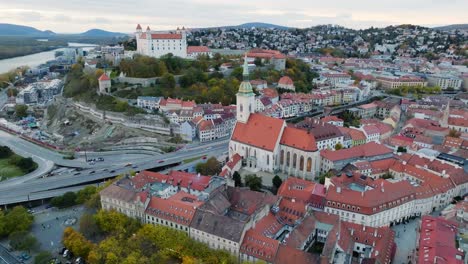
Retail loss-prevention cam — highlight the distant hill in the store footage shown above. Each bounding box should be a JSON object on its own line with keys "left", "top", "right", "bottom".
{"left": 79, "top": 29, "right": 127, "bottom": 37}
{"left": 200, "top": 22, "right": 290, "bottom": 30}
{"left": 433, "top": 24, "right": 468, "bottom": 31}
{"left": 234, "top": 22, "right": 290, "bottom": 30}
{"left": 0, "top": 23, "right": 56, "bottom": 36}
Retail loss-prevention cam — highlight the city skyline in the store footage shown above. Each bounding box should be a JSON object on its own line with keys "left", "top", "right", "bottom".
{"left": 1, "top": 0, "right": 467, "bottom": 33}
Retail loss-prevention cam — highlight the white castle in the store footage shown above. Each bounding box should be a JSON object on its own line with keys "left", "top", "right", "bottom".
{"left": 135, "top": 24, "right": 188, "bottom": 58}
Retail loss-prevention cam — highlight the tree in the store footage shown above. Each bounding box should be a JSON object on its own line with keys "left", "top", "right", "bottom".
{"left": 449, "top": 128, "right": 461, "bottom": 138}
{"left": 397, "top": 146, "right": 407, "bottom": 153}
{"left": 272, "top": 175, "right": 282, "bottom": 190}
{"left": 253, "top": 57, "right": 262, "bottom": 66}
{"left": 9, "top": 231, "right": 38, "bottom": 251}
{"left": 34, "top": 251, "right": 53, "bottom": 264}
{"left": 1, "top": 206, "right": 33, "bottom": 237}
{"left": 230, "top": 67, "right": 243, "bottom": 81}
{"left": 160, "top": 73, "right": 176, "bottom": 89}
{"left": 0, "top": 146, "right": 12, "bottom": 159}
{"left": 245, "top": 174, "right": 262, "bottom": 191}
{"left": 15, "top": 104, "right": 28, "bottom": 118}
{"left": 195, "top": 157, "right": 221, "bottom": 176}
{"left": 76, "top": 186, "right": 98, "bottom": 204}
{"left": 63, "top": 227, "right": 94, "bottom": 258}
{"left": 16, "top": 157, "right": 36, "bottom": 173}
{"left": 79, "top": 213, "right": 100, "bottom": 240}
{"left": 232, "top": 171, "right": 242, "bottom": 187}
{"left": 335, "top": 142, "right": 343, "bottom": 150}
{"left": 51, "top": 191, "right": 77, "bottom": 208}
{"left": 318, "top": 171, "right": 333, "bottom": 184}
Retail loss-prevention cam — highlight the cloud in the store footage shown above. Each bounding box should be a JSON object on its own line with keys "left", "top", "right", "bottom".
{"left": 0, "top": 0, "right": 466, "bottom": 32}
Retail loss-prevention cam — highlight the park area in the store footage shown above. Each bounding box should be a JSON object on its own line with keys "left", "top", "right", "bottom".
{"left": 0, "top": 145, "right": 37, "bottom": 181}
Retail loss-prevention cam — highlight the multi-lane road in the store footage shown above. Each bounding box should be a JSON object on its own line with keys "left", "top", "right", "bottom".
{"left": 0, "top": 129, "right": 229, "bottom": 205}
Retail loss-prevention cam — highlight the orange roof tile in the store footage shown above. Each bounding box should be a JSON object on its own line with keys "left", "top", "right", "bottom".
{"left": 279, "top": 127, "right": 318, "bottom": 151}
{"left": 231, "top": 113, "right": 285, "bottom": 151}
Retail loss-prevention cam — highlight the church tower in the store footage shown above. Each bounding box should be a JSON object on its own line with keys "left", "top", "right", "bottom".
{"left": 441, "top": 101, "right": 450, "bottom": 128}
{"left": 236, "top": 55, "right": 255, "bottom": 123}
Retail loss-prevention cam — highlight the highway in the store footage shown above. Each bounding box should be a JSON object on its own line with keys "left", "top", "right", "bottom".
{"left": 0, "top": 131, "right": 229, "bottom": 205}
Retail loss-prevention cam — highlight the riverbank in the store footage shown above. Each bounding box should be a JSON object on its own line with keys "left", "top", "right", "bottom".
{"left": 0, "top": 36, "right": 67, "bottom": 60}
{"left": 0, "top": 42, "right": 98, "bottom": 74}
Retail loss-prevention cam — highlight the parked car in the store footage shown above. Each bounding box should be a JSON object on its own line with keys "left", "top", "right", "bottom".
{"left": 63, "top": 249, "right": 69, "bottom": 258}
{"left": 97, "top": 157, "right": 104, "bottom": 162}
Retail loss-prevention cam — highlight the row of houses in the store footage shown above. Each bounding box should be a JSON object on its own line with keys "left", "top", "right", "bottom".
{"left": 101, "top": 170, "right": 397, "bottom": 263}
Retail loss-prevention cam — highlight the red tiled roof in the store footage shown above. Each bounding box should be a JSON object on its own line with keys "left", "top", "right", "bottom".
{"left": 348, "top": 128, "right": 367, "bottom": 141}
{"left": 136, "top": 170, "right": 210, "bottom": 191}
{"left": 231, "top": 113, "right": 285, "bottom": 152}
{"left": 187, "top": 46, "right": 210, "bottom": 53}
{"left": 241, "top": 230, "right": 279, "bottom": 262}
{"left": 418, "top": 216, "right": 463, "bottom": 264}
{"left": 277, "top": 177, "right": 325, "bottom": 206}
{"left": 260, "top": 88, "right": 279, "bottom": 98}
{"left": 279, "top": 127, "right": 318, "bottom": 151}
{"left": 321, "top": 142, "right": 392, "bottom": 162}
{"left": 449, "top": 117, "right": 468, "bottom": 128}
{"left": 226, "top": 153, "right": 242, "bottom": 170}
{"left": 321, "top": 116, "right": 343, "bottom": 123}
{"left": 146, "top": 191, "right": 202, "bottom": 226}
{"left": 278, "top": 76, "right": 294, "bottom": 86}
{"left": 147, "top": 33, "right": 182, "bottom": 39}
{"left": 275, "top": 245, "right": 320, "bottom": 264}
{"left": 98, "top": 73, "right": 110, "bottom": 81}
{"left": 326, "top": 179, "right": 416, "bottom": 215}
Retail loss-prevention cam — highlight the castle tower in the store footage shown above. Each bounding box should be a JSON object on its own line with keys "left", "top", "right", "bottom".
{"left": 236, "top": 55, "right": 255, "bottom": 123}
{"left": 98, "top": 73, "right": 111, "bottom": 94}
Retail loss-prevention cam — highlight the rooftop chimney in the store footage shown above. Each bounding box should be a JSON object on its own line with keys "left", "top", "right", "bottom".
{"left": 374, "top": 229, "right": 378, "bottom": 237}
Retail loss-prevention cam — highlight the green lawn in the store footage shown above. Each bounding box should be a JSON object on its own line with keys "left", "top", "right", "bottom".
{"left": 0, "top": 155, "right": 25, "bottom": 181}
{"left": 183, "top": 156, "right": 203, "bottom": 164}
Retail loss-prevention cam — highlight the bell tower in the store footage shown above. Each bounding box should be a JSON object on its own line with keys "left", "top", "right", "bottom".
{"left": 236, "top": 55, "right": 255, "bottom": 123}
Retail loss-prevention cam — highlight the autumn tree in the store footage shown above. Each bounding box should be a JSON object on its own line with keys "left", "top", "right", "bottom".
{"left": 195, "top": 157, "right": 221, "bottom": 176}
{"left": 63, "top": 227, "right": 94, "bottom": 258}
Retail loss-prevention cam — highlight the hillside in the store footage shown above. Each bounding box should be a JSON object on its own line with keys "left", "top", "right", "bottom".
{"left": 79, "top": 29, "right": 127, "bottom": 37}
{"left": 0, "top": 23, "right": 55, "bottom": 36}
{"left": 434, "top": 24, "right": 468, "bottom": 31}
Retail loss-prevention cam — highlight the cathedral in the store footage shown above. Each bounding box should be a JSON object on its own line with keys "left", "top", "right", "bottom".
{"left": 228, "top": 57, "right": 321, "bottom": 180}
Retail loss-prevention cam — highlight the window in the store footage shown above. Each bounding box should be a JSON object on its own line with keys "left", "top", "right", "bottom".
{"left": 293, "top": 154, "right": 297, "bottom": 168}
{"left": 280, "top": 150, "right": 284, "bottom": 165}
{"left": 307, "top": 157, "right": 312, "bottom": 172}
{"left": 299, "top": 156, "right": 304, "bottom": 171}
{"left": 286, "top": 152, "right": 290, "bottom": 166}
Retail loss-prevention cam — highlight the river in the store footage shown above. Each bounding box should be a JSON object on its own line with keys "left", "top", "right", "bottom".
{"left": 0, "top": 42, "right": 98, "bottom": 74}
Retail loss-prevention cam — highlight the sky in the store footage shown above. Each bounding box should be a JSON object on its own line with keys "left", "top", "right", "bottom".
{"left": 1, "top": 0, "right": 467, "bottom": 33}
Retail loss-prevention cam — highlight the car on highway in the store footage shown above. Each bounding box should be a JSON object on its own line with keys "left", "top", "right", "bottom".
{"left": 202, "top": 156, "right": 207, "bottom": 160}
{"left": 132, "top": 165, "right": 138, "bottom": 169}
{"left": 89, "top": 171, "right": 95, "bottom": 174}
{"left": 125, "top": 163, "right": 132, "bottom": 167}
{"left": 97, "top": 157, "right": 104, "bottom": 162}
{"left": 86, "top": 158, "right": 95, "bottom": 162}
{"left": 110, "top": 170, "right": 115, "bottom": 173}
{"left": 88, "top": 161, "right": 95, "bottom": 165}
{"left": 27, "top": 209, "right": 35, "bottom": 214}
{"left": 158, "top": 160, "right": 165, "bottom": 163}
{"left": 73, "top": 172, "right": 81, "bottom": 176}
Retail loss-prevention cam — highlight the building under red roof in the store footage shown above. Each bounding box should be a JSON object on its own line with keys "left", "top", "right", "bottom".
{"left": 418, "top": 216, "right": 464, "bottom": 264}
{"left": 146, "top": 191, "right": 203, "bottom": 226}
{"left": 231, "top": 113, "right": 285, "bottom": 152}
{"left": 98, "top": 73, "right": 110, "bottom": 81}
{"left": 278, "top": 76, "right": 294, "bottom": 86}
{"left": 277, "top": 177, "right": 325, "bottom": 209}
{"left": 320, "top": 142, "right": 393, "bottom": 162}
